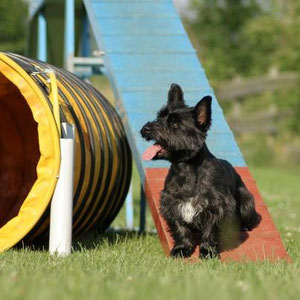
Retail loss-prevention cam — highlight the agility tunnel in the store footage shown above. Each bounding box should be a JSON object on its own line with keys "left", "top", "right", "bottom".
{"left": 0, "top": 52, "right": 132, "bottom": 252}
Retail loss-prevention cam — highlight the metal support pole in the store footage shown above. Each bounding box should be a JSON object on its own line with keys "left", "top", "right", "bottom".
{"left": 37, "top": 10, "right": 47, "bottom": 62}
{"left": 82, "top": 12, "right": 91, "bottom": 57}
{"left": 139, "top": 185, "right": 146, "bottom": 232}
{"left": 64, "top": 0, "right": 75, "bottom": 70}
{"left": 125, "top": 182, "right": 134, "bottom": 230}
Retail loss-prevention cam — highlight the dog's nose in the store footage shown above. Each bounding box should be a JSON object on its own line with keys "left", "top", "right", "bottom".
{"left": 141, "top": 122, "right": 152, "bottom": 137}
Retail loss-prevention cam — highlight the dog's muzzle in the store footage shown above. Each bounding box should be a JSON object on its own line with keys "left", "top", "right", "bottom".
{"left": 140, "top": 122, "right": 153, "bottom": 140}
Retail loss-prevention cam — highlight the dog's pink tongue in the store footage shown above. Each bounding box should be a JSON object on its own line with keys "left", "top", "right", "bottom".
{"left": 143, "top": 144, "right": 162, "bottom": 161}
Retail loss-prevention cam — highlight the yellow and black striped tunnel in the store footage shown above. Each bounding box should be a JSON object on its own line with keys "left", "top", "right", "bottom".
{"left": 0, "top": 52, "right": 132, "bottom": 252}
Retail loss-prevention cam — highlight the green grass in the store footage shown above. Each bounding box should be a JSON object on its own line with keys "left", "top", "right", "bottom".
{"left": 0, "top": 166, "right": 300, "bottom": 300}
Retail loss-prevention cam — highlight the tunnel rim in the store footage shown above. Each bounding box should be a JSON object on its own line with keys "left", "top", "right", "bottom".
{"left": 0, "top": 53, "right": 60, "bottom": 252}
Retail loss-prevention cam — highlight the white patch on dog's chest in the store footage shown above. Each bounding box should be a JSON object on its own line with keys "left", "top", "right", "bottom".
{"left": 179, "top": 198, "right": 198, "bottom": 223}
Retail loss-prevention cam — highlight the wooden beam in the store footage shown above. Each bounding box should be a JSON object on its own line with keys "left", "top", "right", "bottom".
{"left": 217, "top": 72, "right": 299, "bottom": 100}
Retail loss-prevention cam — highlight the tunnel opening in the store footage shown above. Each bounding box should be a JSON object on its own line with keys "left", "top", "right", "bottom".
{"left": 0, "top": 73, "right": 40, "bottom": 228}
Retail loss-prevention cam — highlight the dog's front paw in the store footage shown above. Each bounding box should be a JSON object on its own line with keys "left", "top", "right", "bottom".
{"left": 199, "top": 245, "right": 220, "bottom": 259}
{"left": 170, "top": 245, "right": 193, "bottom": 258}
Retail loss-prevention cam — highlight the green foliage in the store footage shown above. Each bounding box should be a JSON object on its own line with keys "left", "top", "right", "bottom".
{"left": 238, "top": 134, "right": 275, "bottom": 166}
{"left": 190, "top": 0, "right": 300, "bottom": 78}
{"left": 189, "top": 0, "right": 300, "bottom": 140}
{"left": 0, "top": 0, "right": 28, "bottom": 54}
{"left": 190, "top": 0, "right": 263, "bottom": 81}
{"left": 239, "top": 15, "right": 282, "bottom": 75}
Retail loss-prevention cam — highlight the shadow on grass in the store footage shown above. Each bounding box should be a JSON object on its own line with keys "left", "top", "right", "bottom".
{"left": 219, "top": 231, "right": 249, "bottom": 252}
{"left": 13, "top": 229, "right": 249, "bottom": 254}
{"left": 72, "top": 227, "right": 250, "bottom": 254}
{"left": 12, "top": 229, "right": 156, "bottom": 253}
{"left": 72, "top": 229, "right": 157, "bottom": 251}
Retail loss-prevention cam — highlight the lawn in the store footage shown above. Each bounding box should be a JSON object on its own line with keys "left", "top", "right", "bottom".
{"left": 0, "top": 165, "right": 299, "bottom": 300}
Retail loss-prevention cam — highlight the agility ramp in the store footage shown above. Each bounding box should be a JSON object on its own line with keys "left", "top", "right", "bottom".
{"left": 83, "top": 0, "right": 290, "bottom": 261}
{"left": 0, "top": 52, "right": 131, "bottom": 252}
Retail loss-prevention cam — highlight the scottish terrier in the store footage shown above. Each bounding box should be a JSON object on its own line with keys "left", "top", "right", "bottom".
{"left": 140, "top": 83, "right": 261, "bottom": 258}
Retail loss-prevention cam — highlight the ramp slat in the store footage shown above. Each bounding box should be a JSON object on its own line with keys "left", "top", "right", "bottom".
{"left": 108, "top": 53, "right": 203, "bottom": 72}
{"left": 93, "top": 2, "right": 178, "bottom": 18}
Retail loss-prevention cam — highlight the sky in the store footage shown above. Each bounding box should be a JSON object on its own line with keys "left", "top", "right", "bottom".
{"left": 173, "top": 0, "right": 196, "bottom": 20}
{"left": 174, "top": 0, "right": 190, "bottom": 10}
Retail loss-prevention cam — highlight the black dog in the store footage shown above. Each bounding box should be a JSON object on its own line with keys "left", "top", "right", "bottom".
{"left": 140, "top": 84, "right": 261, "bottom": 258}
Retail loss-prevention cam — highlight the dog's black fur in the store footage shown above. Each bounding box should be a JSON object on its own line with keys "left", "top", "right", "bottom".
{"left": 140, "top": 84, "right": 261, "bottom": 258}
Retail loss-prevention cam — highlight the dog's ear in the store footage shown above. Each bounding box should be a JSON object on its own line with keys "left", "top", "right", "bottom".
{"left": 195, "top": 96, "right": 212, "bottom": 130}
{"left": 168, "top": 83, "right": 185, "bottom": 106}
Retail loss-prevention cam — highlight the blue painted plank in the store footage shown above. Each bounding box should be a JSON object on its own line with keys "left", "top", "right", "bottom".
{"left": 108, "top": 53, "right": 203, "bottom": 72}
{"left": 102, "top": 36, "right": 195, "bottom": 54}
{"left": 115, "top": 71, "right": 211, "bottom": 91}
{"left": 83, "top": 0, "right": 247, "bottom": 169}
{"left": 96, "top": 17, "right": 185, "bottom": 36}
{"left": 93, "top": 2, "right": 178, "bottom": 18}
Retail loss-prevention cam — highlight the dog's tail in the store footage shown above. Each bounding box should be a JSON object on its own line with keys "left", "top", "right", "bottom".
{"left": 236, "top": 178, "right": 261, "bottom": 231}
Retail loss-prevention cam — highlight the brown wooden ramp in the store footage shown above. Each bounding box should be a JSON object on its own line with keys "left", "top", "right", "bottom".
{"left": 144, "top": 167, "right": 291, "bottom": 262}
